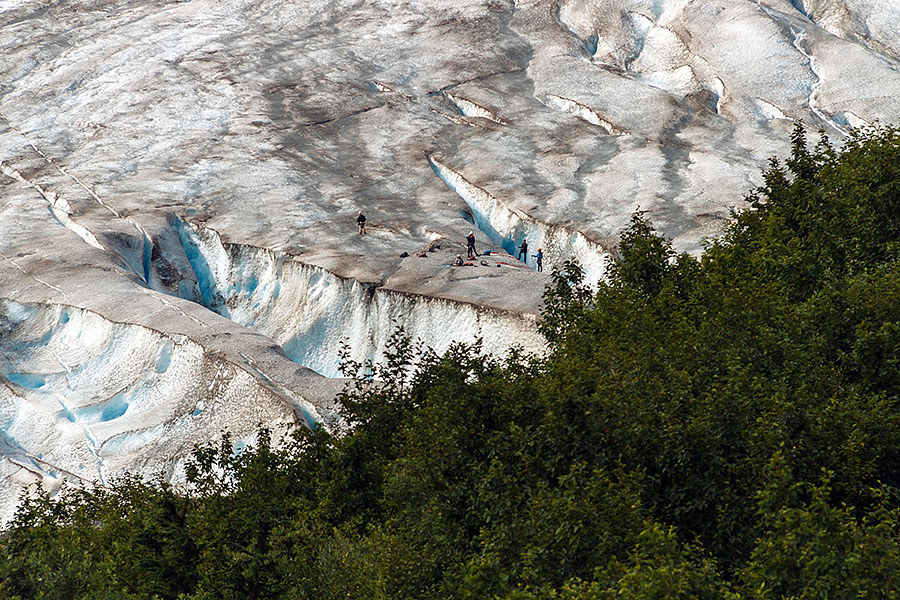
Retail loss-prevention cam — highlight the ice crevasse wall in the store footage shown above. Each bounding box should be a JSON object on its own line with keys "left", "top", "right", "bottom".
{"left": 173, "top": 220, "right": 548, "bottom": 378}
{"left": 428, "top": 156, "right": 610, "bottom": 287}
{"left": 0, "top": 215, "right": 550, "bottom": 521}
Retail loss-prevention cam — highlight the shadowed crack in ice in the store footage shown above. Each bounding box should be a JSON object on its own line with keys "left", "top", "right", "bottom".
{"left": 1, "top": 162, "right": 105, "bottom": 251}
{"left": 1, "top": 113, "right": 155, "bottom": 284}
{"left": 543, "top": 94, "right": 624, "bottom": 134}
{"left": 443, "top": 92, "right": 507, "bottom": 124}
{"left": 173, "top": 218, "right": 230, "bottom": 317}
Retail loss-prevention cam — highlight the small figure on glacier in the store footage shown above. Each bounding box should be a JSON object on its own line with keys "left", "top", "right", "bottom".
{"left": 518, "top": 238, "right": 528, "bottom": 262}
{"left": 466, "top": 231, "right": 477, "bottom": 258}
{"left": 454, "top": 254, "right": 465, "bottom": 266}
{"left": 532, "top": 248, "right": 543, "bottom": 272}
{"left": 356, "top": 210, "right": 367, "bottom": 235}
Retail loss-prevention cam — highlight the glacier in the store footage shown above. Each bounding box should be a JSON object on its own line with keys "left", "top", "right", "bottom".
{"left": 1, "top": 0, "right": 900, "bottom": 519}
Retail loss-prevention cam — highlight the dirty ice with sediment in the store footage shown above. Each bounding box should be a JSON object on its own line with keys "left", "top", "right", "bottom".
{"left": 1, "top": 0, "right": 899, "bottom": 521}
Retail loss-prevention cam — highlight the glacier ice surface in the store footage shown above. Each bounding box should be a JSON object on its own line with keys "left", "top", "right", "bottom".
{"left": 1, "top": 0, "right": 899, "bottom": 520}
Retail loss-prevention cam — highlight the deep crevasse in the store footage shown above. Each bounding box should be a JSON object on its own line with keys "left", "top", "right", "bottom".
{"left": 173, "top": 222, "right": 548, "bottom": 378}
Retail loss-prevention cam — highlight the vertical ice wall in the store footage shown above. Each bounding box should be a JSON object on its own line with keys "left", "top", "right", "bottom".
{"left": 428, "top": 156, "right": 610, "bottom": 286}
{"left": 171, "top": 221, "right": 547, "bottom": 377}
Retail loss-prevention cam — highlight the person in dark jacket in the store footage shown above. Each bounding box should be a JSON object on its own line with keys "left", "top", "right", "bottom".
{"left": 356, "top": 211, "right": 367, "bottom": 235}
{"left": 466, "top": 231, "right": 477, "bottom": 258}
{"left": 518, "top": 238, "right": 528, "bottom": 262}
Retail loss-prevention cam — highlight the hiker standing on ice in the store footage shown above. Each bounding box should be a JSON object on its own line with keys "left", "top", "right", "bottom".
{"left": 518, "top": 238, "right": 528, "bottom": 263}
{"left": 533, "top": 248, "right": 543, "bottom": 272}
{"left": 357, "top": 211, "right": 367, "bottom": 235}
{"left": 466, "top": 231, "right": 477, "bottom": 259}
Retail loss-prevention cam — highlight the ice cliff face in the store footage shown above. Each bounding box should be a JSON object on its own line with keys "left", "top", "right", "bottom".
{"left": 170, "top": 219, "right": 546, "bottom": 378}
{"left": 1, "top": 0, "right": 899, "bottom": 519}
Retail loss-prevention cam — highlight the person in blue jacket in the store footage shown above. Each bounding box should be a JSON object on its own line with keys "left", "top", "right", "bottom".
{"left": 532, "top": 248, "right": 543, "bottom": 272}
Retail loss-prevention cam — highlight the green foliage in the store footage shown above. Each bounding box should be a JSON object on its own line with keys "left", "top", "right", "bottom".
{"left": 539, "top": 259, "right": 594, "bottom": 344}
{"left": 740, "top": 454, "right": 900, "bottom": 599}
{"left": 5, "top": 125, "right": 900, "bottom": 598}
{"left": 607, "top": 211, "right": 675, "bottom": 296}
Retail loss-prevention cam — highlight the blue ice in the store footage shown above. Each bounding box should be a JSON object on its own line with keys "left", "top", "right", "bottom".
{"left": 156, "top": 341, "right": 174, "bottom": 373}
{"left": 72, "top": 393, "right": 129, "bottom": 422}
{"left": 6, "top": 373, "right": 46, "bottom": 389}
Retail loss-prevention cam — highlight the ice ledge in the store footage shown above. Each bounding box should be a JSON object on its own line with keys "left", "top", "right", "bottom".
{"left": 166, "top": 220, "right": 549, "bottom": 378}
